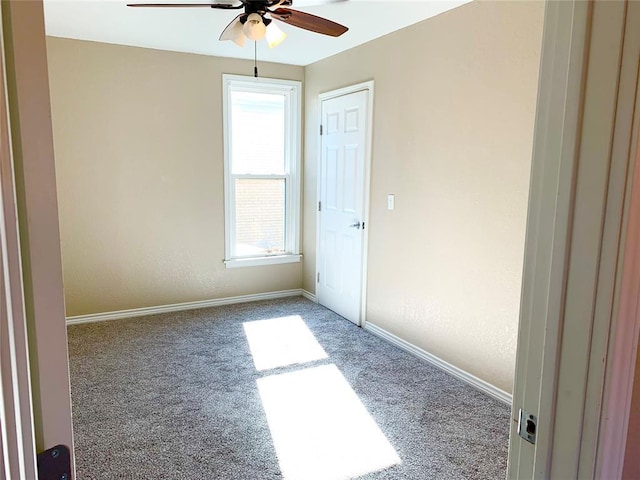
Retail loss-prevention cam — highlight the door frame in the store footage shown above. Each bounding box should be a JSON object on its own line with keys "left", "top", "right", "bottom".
{"left": 7, "top": 0, "right": 640, "bottom": 476}
{"left": 508, "top": 1, "right": 640, "bottom": 478}
{"left": 0, "top": 0, "right": 74, "bottom": 473}
{"left": 316, "top": 81, "right": 374, "bottom": 327}
{"left": 0, "top": 2, "right": 38, "bottom": 477}
{"left": 596, "top": 3, "right": 640, "bottom": 473}
{"left": 597, "top": 106, "right": 640, "bottom": 479}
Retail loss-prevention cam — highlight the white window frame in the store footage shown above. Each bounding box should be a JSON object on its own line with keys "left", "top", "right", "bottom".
{"left": 222, "top": 74, "right": 302, "bottom": 268}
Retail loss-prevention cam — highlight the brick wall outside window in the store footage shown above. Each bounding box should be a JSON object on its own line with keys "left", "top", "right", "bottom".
{"left": 235, "top": 178, "right": 285, "bottom": 255}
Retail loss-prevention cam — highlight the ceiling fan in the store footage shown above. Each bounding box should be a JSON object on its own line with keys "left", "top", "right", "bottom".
{"left": 126, "top": 0, "right": 349, "bottom": 48}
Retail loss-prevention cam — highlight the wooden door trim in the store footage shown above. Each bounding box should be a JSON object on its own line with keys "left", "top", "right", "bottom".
{"left": 1, "top": 0, "right": 74, "bottom": 466}
{"left": 596, "top": 2, "right": 640, "bottom": 473}
{"left": 0, "top": 1, "right": 38, "bottom": 477}
{"left": 509, "top": 1, "right": 640, "bottom": 477}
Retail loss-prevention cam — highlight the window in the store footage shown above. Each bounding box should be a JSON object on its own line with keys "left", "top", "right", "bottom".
{"left": 223, "top": 75, "right": 302, "bottom": 268}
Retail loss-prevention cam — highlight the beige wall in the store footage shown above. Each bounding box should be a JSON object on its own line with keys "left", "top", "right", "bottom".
{"left": 303, "top": 0, "right": 543, "bottom": 392}
{"left": 47, "top": 38, "right": 304, "bottom": 316}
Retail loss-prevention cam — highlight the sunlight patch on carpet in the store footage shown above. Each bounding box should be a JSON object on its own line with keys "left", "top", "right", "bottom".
{"left": 257, "top": 364, "right": 401, "bottom": 480}
{"left": 243, "top": 316, "right": 328, "bottom": 371}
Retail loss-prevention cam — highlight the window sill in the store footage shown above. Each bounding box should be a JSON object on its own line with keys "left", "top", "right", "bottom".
{"left": 224, "top": 254, "right": 302, "bottom": 269}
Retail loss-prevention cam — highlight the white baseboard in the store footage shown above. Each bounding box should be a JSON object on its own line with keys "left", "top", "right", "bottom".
{"left": 67, "top": 291, "right": 511, "bottom": 405}
{"left": 363, "top": 322, "right": 512, "bottom": 405}
{"left": 66, "top": 289, "right": 304, "bottom": 326}
{"left": 301, "top": 290, "right": 318, "bottom": 303}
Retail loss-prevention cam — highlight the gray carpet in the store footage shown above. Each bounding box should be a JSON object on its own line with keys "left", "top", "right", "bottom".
{"left": 67, "top": 297, "right": 510, "bottom": 480}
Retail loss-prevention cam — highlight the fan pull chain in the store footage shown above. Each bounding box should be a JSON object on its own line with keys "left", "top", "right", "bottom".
{"left": 254, "top": 41, "right": 258, "bottom": 78}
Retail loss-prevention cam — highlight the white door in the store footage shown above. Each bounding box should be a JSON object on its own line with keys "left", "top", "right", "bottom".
{"left": 317, "top": 88, "right": 370, "bottom": 325}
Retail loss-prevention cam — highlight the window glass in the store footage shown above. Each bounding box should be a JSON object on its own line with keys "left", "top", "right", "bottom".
{"left": 231, "top": 91, "right": 285, "bottom": 175}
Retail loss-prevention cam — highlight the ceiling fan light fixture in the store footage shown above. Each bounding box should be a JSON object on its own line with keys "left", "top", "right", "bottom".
{"left": 128, "top": 2, "right": 350, "bottom": 50}
{"left": 265, "top": 22, "right": 287, "bottom": 48}
{"left": 230, "top": 20, "right": 245, "bottom": 47}
{"left": 243, "top": 13, "right": 266, "bottom": 41}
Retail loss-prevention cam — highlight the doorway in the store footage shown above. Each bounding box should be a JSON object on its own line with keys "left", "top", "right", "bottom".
{"left": 7, "top": 2, "right": 640, "bottom": 476}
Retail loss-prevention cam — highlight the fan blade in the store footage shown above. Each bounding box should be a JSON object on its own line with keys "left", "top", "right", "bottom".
{"left": 268, "top": 0, "right": 347, "bottom": 6}
{"left": 269, "top": 8, "right": 347, "bottom": 37}
{"left": 127, "top": 3, "right": 242, "bottom": 9}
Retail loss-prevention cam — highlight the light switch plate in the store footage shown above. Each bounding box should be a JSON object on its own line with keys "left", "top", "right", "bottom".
{"left": 387, "top": 194, "right": 395, "bottom": 210}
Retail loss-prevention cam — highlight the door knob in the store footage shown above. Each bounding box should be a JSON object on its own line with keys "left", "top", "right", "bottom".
{"left": 349, "top": 221, "right": 362, "bottom": 229}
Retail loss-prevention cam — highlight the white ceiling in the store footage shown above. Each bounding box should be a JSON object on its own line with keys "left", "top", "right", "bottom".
{"left": 43, "top": 0, "right": 471, "bottom": 66}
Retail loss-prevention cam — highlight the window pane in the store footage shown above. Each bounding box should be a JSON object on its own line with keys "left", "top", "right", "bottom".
{"left": 235, "top": 178, "right": 286, "bottom": 256}
{"left": 231, "top": 91, "right": 285, "bottom": 175}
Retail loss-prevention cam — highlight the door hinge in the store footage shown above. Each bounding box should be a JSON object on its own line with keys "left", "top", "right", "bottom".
{"left": 320, "top": 124, "right": 323, "bottom": 136}
{"left": 362, "top": 222, "right": 365, "bottom": 230}
{"left": 518, "top": 409, "right": 537, "bottom": 444}
{"left": 317, "top": 272, "right": 320, "bottom": 283}
{"left": 318, "top": 201, "right": 322, "bottom": 212}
